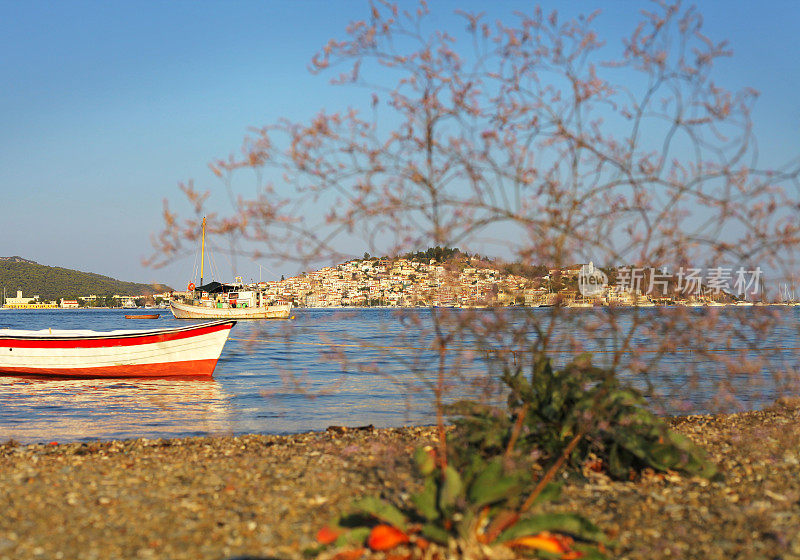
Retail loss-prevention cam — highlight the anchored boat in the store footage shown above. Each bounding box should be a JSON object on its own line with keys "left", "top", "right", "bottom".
{"left": 0, "top": 320, "right": 235, "bottom": 378}
{"left": 170, "top": 216, "right": 292, "bottom": 320}
{"left": 170, "top": 283, "right": 291, "bottom": 319}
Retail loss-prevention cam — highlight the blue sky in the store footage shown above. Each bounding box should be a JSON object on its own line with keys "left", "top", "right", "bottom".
{"left": 1, "top": 1, "right": 798, "bottom": 289}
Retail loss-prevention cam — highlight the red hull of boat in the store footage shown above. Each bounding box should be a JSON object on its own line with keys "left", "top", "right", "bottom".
{"left": 0, "top": 358, "right": 219, "bottom": 378}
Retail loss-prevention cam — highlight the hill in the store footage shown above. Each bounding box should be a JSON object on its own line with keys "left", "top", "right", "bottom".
{"left": 0, "top": 257, "right": 172, "bottom": 301}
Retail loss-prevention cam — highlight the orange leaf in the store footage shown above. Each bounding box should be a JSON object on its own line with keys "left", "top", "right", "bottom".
{"left": 367, "top": 524, "right": 409, "bottom": 551}
{"left": 332, "top": 547, "right": 366, "bottom": 560}
{"left": 316, "top": 526, "right": 340, "bottom": 545}
{"left": 504, "top": 532, "right": 567, "bottom": 554}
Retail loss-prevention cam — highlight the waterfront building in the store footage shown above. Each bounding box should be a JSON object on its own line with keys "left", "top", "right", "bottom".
{"left": 3, "top": 290, "right": 57, "bottom": 309}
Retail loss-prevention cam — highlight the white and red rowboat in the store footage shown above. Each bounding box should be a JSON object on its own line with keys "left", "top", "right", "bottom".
{"left": 0, "top": 320, "right": 236, "bottom": 378}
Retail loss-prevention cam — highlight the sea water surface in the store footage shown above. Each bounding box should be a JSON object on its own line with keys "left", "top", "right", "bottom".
{"left": 1, "top": 307, "right": 798, "bottom": 444}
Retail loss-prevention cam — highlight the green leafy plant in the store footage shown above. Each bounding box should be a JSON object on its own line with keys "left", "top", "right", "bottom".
{"left": 451, "top": 352, "right": 719, "bottom": 480}
{"left": 315, "top": 361, "right": 615, "bottom": 559}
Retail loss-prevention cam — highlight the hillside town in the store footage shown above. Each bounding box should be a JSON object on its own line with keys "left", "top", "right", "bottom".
{"left": 261, "top": 256, "right": 529, "bottom": 308}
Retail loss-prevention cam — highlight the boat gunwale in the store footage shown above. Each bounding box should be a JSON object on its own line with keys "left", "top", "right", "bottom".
{"left": 0, "top": 319, "right": 236, "bottom": 342}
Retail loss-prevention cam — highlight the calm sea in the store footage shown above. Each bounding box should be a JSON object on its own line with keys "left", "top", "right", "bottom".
{"left": 1, "top": 307, "right": 798, "bottom": 444}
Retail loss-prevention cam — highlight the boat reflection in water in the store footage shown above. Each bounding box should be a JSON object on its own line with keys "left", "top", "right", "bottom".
{"left": 0, "top": 375, "right": 234, "bottom": 444}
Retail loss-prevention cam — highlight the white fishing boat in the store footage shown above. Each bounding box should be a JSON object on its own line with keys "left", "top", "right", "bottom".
{"left": 566, "top": 301, "right": 594, "bottom": 308}
{"left": 0, "top": 320, "right": 235, "bottom": 378}
{"left": 170, "top": 217, "right": 292, "bottom": 320}
{"left": 171, "top": 294, "right": 291, "bottom": 319}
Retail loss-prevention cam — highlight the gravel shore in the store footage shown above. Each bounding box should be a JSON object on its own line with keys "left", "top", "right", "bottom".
{"left": 2, "top": 402, "right": 799, "bottom": 560}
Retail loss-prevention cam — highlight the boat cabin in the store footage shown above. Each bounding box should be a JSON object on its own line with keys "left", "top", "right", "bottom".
{"left": 196, "top": 289, "right": 267, "bottom": 309}
{"left": 225, "top": 291, "right": 256, "bottom": 308}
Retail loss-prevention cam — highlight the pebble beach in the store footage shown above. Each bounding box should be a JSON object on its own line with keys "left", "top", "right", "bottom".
{"left": 2, "top": 402, "right": 800, "bottom": 560}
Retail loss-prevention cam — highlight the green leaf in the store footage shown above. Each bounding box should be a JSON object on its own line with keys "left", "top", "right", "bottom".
{"left": 411, "top": 476, "right": 439, "bottom": 521}
{"left": 334, "top": 526, "right": 371, "bottom": 548}
{"left": 497, "top": 513, "right": 606, "bottom": 544}
{"left": 607, "top": 443, "right": 627, "bottom": 479}
{"left": 613, "top": 430, "right": 649, "bottom": 460}
{"left": 414, "top": 446, "right": 436, "bottom": 476}
{"left": 438, "top": 465, "right": 464, "bottom": 512}
{"left": 665, "top": 432, "right": 718, "bottom": 478}
{"left": 421, "top": 523, "right": 452, "bottom": 545}
{"left": 648, "top": 441, "right": 683, "bottom": 470}
{"left": 352, "top": 496, "right": 408, "bottom": 530}
{"left": 529, "top": 482, "right": 562, "bottom": 505}
{"left": 301, "top": 544, "right": 325, "bottom": 558}
{"left": 467, "top": 458, "right": 520, "bottom": 508}
{"left": 455, "top": 509, "right": 476, "bottom": 541}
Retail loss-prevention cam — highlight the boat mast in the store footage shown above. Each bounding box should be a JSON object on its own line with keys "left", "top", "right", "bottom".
{"left": 200, "top": 216, "right": 206, "bottom": 286}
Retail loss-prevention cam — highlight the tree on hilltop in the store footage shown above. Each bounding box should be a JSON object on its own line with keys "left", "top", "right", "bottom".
{"left": 405, "top": 246, "right": 462, "bottom": 264}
